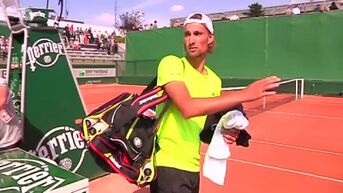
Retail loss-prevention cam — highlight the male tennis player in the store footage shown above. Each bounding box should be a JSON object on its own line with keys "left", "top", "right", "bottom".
{"left": 150, "top": 12, "right": 280, "bottom": 193}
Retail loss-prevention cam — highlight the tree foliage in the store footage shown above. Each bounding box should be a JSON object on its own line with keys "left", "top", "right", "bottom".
{"left": 116, "top": 11, "right": 144, "bottom": 33}
{"left": 244, "top": 2, "right": 265, "bottom": 17}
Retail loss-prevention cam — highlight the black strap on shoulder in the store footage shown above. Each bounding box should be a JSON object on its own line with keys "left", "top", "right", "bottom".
{"left": 140, "top": 77, "right": 157, "bottom": 95}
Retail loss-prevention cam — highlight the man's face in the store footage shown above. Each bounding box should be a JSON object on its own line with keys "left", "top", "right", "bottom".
{"left": 183, "top": 23, "right": 213, "bottom": 58}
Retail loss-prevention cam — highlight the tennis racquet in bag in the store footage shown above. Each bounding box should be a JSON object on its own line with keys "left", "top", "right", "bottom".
{"left": 80, "top": 78, "right": 168, "bottom": 186}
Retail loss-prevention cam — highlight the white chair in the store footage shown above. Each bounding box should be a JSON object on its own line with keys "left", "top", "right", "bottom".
{"left": 0, "top": 0, "right": 28, "bottom": 33}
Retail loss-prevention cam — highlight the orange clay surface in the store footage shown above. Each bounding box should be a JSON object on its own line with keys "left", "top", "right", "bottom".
{"left": 79, "top": 84, "right": 343, "bottom": 193}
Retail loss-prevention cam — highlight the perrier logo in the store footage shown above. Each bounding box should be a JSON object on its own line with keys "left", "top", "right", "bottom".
{"left": 31, "top": 126, "right": 87, "bottom": 173}
{"left": 27, "top": 38, "right": 65, "bottom": 72}
{"left": 28, "top": 11, "right": 46, "bottom": 21}
{"left": 0, "top": 158, "right": 65, "bottom": 193}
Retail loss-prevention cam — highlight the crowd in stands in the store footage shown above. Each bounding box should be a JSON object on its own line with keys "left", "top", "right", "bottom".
{"left": 319, "top": 1, "right": 340, "bottom": 12}
{"left": 0, "top": 35, "right": 8, "bottom": 58}
{"left": 136, "top": 20, "right": 158, "bottom": 31}
{"left": 63, "top": 24, "right": 118, "bottom": 54}
{"left": 0, "top": 1, "right": 341, "bottom": 57}
{"left": 171, "top": 1, "right": 342, "bottom": 26}
{"left": 287, "top": 2, "right": 340, "bottom": 15}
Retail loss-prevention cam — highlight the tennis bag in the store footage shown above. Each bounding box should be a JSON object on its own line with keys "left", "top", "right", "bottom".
{"left": 80, "top": 80, "right": 168, "bottom": 186}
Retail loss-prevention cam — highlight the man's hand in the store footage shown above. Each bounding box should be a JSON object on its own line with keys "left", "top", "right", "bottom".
{"left": 242, "top": 76, "right": 281, "bottom": 101}
{"left": 221, "top": 128, "right": 240, "bottom": 144}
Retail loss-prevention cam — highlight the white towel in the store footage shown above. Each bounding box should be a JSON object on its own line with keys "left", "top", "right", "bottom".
{"left": 203, "top": 110, "right": 249, "bottom": 185}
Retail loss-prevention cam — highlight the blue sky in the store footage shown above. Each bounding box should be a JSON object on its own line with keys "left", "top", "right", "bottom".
{"left": 19, "top": 0, "right": 312, "bottom": 27}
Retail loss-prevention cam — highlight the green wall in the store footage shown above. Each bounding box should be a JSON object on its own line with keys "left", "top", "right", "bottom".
{"left": 125, "top": 27, "right": 183, "bottom": 76}
{"left": 125, "top": 11, "right": 343, "bottom": 86}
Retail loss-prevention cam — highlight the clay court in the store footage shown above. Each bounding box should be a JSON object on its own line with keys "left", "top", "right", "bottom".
{"left": 80, "top": 83, "right": 343, "bottom": 193}
{"left": 0, "top": 2, "right": 342, "bottom": 192}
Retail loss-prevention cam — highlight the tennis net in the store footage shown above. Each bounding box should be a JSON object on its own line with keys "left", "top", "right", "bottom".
{"left": 222, "top": 78, "right": 304, "bottom": 116}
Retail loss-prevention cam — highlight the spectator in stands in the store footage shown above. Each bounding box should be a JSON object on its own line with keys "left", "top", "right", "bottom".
{"left": 0, "top": 36, "right": 8, "bottom": 56}
{"left": 93, "top": 30, "right": 98, "bottom": 41}
{"left": 286, "top": 6, "right": 293, "bottom": 15}
{"left": 111, "top": 30, "right": 116, "bottom": 38}
{"left": 142, "top": 24, "right": 148, "bottom": 30}
{"left": 87, "top": 27, "right": 94, "bottom": 44}
{"left": 329, "top": 2, "right": 339, "bottom": 11}
{"left": 70, "top": 40, "right": 81, "bottom": 50}
{"left": 95, "top": 30, "right": 101, "bottom": 49}
{"left": 74, "top": 27, "right": 81, "bottom": 43}
{"left": 64, "top": 24, "right": 71, "bottom": 42}
{"left": 292, "top": 5, "right": 301, "bottom": 15}
{"left": 69, "top": 24, "right": 74, "bottom": 41}
{"left": 73, "top": 27, "right": 79, "bottom": 43}
{"left": 105, "top": 31, "right": 112, "bottom": 54}
{"left": 313, "top": 4, "right": 322, "bottom": 12}
{"left": 110, "top": 31, "right": 118, "bottom": 54}
{"left": 153, "top": 20, "right": 158, "bottom": 29}
{"left": 113, "top": 40, "right": 118, "bottom": 54}
{"left": 172, "top": 20, "right": 181, "bottom": 27}
{"left": 138, "top": 25, "right": 144, "bottom": 31}
{"left": 150, "top": 12, "right": 280, "bottom": 193}
{"left": 84, "top": 28, "right": 90, "bottom": 44}
{"left": 320, "top": 3, "right": 329, "bottom": 12}
{"left": 79, "top": 28, "right": 84, "bottom": 44}
{"left": 0, "top": 77, "right": 22, "bottom": 151}
{"left": 105, "top": 31, "right": 109, "bottom": 40}
{"left": 229, "top": 15, "right": 240, "bottom": 21}
{"left": 98, "top": 33, "right": 102, "bottom": 49}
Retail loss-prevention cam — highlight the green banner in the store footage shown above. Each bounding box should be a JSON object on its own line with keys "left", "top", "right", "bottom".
{"left": 0, "top": 148, "right": 88, "bottom": 193}
{"left": 16, "top": 28, "right": 107, "bottom": 179}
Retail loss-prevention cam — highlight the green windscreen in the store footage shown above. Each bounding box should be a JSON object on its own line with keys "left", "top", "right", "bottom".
{"left": 126, "top": 11, "right": 343, "bottom": 82}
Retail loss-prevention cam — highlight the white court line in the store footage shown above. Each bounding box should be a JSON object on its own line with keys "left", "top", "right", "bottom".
{"left": 301, "top": 98, "right": 343, "bottom": 105}
{"left": 199, "top": 152, "right": 343, "bottom": 183}
{"left": 251, "top": 139, "right": 343, "bottom": 156}
{"left": 94, "top": 84, "right": 145, "bottom": 88}
{"left": 300, "top": 101, "right": 343, "bottom": 107}
{"left": 228, "top": 158, "right": 343, "bottom": 183}
{"left": 247, "top": 109, "right": 343, "bottom": 120}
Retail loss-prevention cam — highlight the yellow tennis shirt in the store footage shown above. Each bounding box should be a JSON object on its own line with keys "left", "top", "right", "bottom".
{"left": 155, "top": 55, "right": 221, "bottom": 172}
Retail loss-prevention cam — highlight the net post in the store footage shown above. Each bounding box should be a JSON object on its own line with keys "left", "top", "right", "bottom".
{"left": 295, "top": 79, "right": 298, "bottom": 100}
{"left": 300, "top": 79, "right": 304, "bottom": 98}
